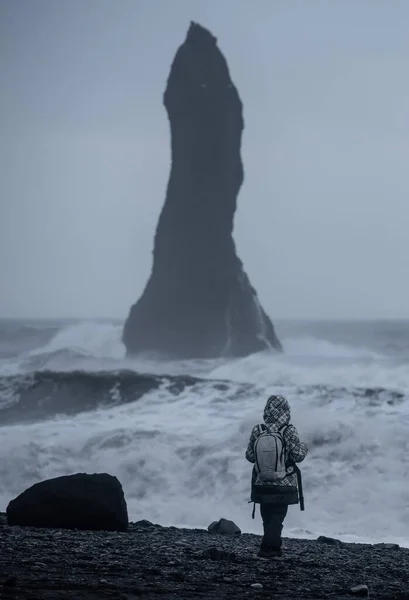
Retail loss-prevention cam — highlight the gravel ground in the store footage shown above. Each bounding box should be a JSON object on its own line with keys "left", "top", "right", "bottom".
{"left": 1, "top": 514, "right": 409, "bottom": 599}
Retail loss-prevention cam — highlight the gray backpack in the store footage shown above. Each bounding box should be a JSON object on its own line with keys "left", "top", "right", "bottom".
{"left": 254, "top": 424, "right": 289, "bottom": 483}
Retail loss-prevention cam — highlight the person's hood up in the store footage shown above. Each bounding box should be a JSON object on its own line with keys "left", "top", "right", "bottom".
{"left": 263, "top": 395, "right": 291, "bottom": 429}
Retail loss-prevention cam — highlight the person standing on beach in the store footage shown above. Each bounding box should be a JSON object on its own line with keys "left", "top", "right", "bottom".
{"left": 245, "top": 394, "right": 308, "bottom": 558}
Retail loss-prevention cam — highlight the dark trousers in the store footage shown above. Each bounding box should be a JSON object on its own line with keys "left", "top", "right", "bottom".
{"left": 260, "top": 503, "right": 288, "bottom": 551}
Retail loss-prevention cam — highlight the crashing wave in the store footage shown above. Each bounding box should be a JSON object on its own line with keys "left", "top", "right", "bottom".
{"left": 0, "top": 368, "right": 405, "bottom": 426}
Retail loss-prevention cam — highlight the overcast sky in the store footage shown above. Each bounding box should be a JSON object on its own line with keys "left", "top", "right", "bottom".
{"left": 1, "top": 0, "right": 409, "bottom": 320}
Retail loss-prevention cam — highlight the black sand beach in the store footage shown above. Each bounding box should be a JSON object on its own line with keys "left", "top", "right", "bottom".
{"left": 1, "top": 514, "right": 408, "bottom": 599}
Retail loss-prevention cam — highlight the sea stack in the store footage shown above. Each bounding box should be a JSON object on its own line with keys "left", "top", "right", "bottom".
{"left": 123, "top": 22, "right": 282, "bottom": 358}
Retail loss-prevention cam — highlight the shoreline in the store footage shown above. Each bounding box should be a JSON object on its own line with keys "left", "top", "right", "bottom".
{"left": 141, "top": 520, "right": 409, "bottom": 550}
{"left": 1, "top": 514, "right": 408, "bottom": 599}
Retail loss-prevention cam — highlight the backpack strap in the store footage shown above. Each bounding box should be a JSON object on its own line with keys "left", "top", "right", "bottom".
{"left": 259, "top": 423, "right": 288, "bottom": 434}
{"left": 279, "top": 425, "right": 297, "bottom": 475}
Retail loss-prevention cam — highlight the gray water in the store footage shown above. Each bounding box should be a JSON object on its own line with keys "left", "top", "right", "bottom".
{"left": 0, "top": 318, "right": 408, "bottom": 545}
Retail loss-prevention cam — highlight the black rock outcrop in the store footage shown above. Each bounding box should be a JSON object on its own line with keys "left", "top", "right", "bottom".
{"left": 6, "top": 473, "right": 128, "bottom": 532}
{"left": 123, "top": 22, "right": 282, "bottom": 359}
{"left": 208, "top": 518, "right": 241, "bottom": 536}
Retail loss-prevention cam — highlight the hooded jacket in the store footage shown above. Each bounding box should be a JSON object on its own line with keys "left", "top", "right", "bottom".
{"left": 245, "top": 395, "right": 308, "bottom": 497}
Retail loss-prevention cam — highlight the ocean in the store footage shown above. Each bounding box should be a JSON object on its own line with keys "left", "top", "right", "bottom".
{"left": 0, "top": 318, "right": 408, "bottom": 546}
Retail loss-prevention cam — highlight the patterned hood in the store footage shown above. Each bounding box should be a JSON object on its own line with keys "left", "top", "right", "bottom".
{"left": 263, "top": 395, "right": 291, "bottom": 429}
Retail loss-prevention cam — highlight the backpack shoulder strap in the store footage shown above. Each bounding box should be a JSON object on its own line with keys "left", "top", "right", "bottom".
{"left": 258, "top": 424, "right": 288, "bottom": 437}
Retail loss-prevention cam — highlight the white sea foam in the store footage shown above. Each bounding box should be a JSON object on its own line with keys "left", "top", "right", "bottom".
{"left": 0, "top": 319, "right": 408, "bottom": 547}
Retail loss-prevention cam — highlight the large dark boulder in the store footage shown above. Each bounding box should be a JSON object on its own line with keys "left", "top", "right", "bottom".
{"left": 123, "top": 21, "right": 282, "bottom": 359}
{"left": 6, "top": 473, "right": 128, "bottom": 532}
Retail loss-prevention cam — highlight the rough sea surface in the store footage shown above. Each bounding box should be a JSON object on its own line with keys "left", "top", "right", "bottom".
{"left": 1, "top": 318, "right": 408, "bottom": 545}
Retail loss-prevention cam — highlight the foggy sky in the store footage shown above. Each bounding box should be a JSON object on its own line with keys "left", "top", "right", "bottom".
{"left": 1, "top": 0, "right": 409, "bottom": 320}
